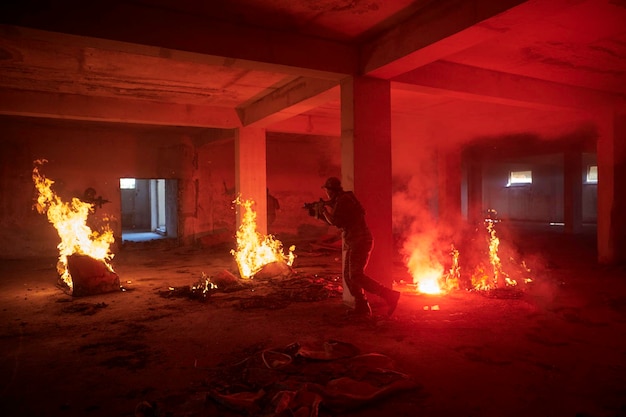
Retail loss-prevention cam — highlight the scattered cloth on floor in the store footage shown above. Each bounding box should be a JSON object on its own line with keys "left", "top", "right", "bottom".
{"left": 203, "top": 339, "right": 419, "bottom": 416}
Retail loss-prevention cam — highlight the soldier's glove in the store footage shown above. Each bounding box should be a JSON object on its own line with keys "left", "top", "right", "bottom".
{"left": 314, "top": 200, "right": 326, "bottom": 220}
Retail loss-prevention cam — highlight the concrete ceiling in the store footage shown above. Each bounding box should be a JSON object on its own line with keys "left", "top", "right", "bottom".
{"left": 1, "top": 0, "right": 625, "bottom": 143}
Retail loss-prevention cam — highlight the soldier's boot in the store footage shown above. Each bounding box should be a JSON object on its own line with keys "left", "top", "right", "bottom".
{"left": 361, "top": 278, "right": 401, "bottom": 317}
{"left": 353, "top": 297, "right": 372, "bottom": 317}
{"left": 383, "top": 288, "right": 401, "bottom": 317}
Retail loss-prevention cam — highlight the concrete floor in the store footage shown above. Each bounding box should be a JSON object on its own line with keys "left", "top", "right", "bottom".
{"left": 1, "top": 228, "right": 625, "bottom": 417}
{"left": 121, "top": 231, "right": 167, "bottom": 243}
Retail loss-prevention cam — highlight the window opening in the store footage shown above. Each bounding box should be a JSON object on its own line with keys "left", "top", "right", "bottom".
{"left": 586, "top": 165, "right": 598, "bottom": 184}
{"left": 507, "top": 170, "right": 532, "bottom": 186}
{"left": 119, "top": 178, "right": 136, "bottom": 189}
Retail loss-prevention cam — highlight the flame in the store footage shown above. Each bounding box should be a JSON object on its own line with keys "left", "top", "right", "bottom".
{"left": 403, "top": 212, "right": 533, "bottom": 294}
{"left": 408, "top": 252, "right": 444, "bottom": 294}
{"left": 404, "top": 233, "right": 461, "bottom": 294}
{"left": 486, "top": 220, "right": 506, "bottom": 287}
{"left": 443, "top": 245, "right": 461, "bottom": 290}
{"left": 470, "top": 218, "right": 519, "bottom": 290}
{"left": 403, "top": 209, "right": 533, "bottom": 294}
{"left": 32, "top": 160, "right": 115, "bottom": 289}
{"left": 230, "top": 196, "right": 295, "bottom": 279}
{"left": 417, "top": 274, "right": 443, "bottom": 294}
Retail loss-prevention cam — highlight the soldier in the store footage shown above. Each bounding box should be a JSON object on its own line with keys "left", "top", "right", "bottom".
{"left": 266, "top": 188, "right": 280, "bottom": 227}
{"left": 313, "top": 177, "right": 400, "bottom": 317}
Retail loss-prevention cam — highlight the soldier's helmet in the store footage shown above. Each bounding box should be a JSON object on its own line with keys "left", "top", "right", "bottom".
{"left": 322, "top": 177, "right": 342, "bottom": 191}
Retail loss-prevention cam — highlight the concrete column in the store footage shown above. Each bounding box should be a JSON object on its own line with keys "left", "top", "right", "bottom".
{"left": 438, "top": 149, "right": 462, "bottom": 221}
{"left": 615, "top": 110, "right": 626, "bottom": 264}
{"left": 597, "top": 113, "right": 613, "bottom": 263}
{"left": 340, "top": 76, "right": 393, "bottom": 305}
{"left": 234, "top": 127, "right": 267, "bottom": 234}
{"left": 563, "top": 149, "right": 583, "bottom": 234}
{"left": 464, "top": 148, "right": 484, "bottom": 225}
{"left": 597, "top": 107, "right": 626, "bottom": 264}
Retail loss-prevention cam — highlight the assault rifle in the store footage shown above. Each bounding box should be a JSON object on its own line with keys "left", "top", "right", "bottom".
{"left": 303, "top": 199, "right": 330, "bottom": 217}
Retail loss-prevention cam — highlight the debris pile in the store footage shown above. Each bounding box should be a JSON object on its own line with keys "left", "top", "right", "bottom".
{"left": 202, "top": 340, "right": 419, "bottom": 416}
{"left": 158, "top": 272, "right": 221, "bottom": 302}
{"left": 66, "top": 254, "right": 120, "bottom": 296}
{"left": 158, "top": 270, "right": 343, "bottom": 308}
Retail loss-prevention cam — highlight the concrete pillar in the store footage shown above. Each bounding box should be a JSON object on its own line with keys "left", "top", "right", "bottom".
{"left": 340, "top": 76, "right": 393, "bottom": 305}
{"left": 464, "top": 148, "right": 484, "bottom": 226}
{"left": 597, "top": 107, "right": 626, "bottom": 264}
{"left": 615, "top": 110, "right": 626, "bottom": 264}
{"left": 234, "top": 127, "right": 267, "bottom": 234}
{"left": 438, "top": 149, "right": 462, "bottom": 221}
{"left": 563, "top": 149, "right": 583, "bottom": 234}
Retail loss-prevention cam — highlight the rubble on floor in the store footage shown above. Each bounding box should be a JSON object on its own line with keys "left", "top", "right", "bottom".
{"left": 158, "top": 265, "right": 343, "bottom": 308}
{"left": 201, "top": 339, "right": 419, "bottom": 416}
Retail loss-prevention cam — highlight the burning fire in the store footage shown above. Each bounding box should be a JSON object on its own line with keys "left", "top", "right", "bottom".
{"left": 405, "top": 210, "right": 531, "bottom": 295}
{"left": 230, "top": 196, "right": 295, "bottom": 279}
{"left": 470, "top": 219, "right": 516, "bottom": 290}
{"left": 405, "top": 243, "right": 460, "bottom": 294}
{"left": 32, "top": 160, "right": 115, "bottom": 289}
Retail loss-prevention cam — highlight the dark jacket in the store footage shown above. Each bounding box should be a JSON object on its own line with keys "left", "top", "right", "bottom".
{"left": 329, "top": 191, "right": 372, "bottom": 244}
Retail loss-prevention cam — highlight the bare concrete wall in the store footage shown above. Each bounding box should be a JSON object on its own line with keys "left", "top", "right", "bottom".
{"left": 191, "top": 132, "right": 341, "bottom": 247}
{"left": 0, "top": 117, "right": 197, "bottom": 258}
{"left": 483, "top": 154, "right": 565, "bottom": 223}
{"left": 266, "top": 133, "right": 340, "bottom": 239}
{"left": 482, "top": 153, "right": 597, "bottom": 225}
{"left": 120, "top": 179, "right": 151, "bottom": 231}
{"left": 4, "top": 111, "right": 597, "bottom": 264}
{"left": 0, "top": 118, "right": 342, "bottom": 259}
{"left": 195, "top": 136, "right": 237, "bottom": 240}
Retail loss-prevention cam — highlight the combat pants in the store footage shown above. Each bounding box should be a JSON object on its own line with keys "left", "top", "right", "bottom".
{"left": 343, "top": 238, "right": 393, "bottom": 301}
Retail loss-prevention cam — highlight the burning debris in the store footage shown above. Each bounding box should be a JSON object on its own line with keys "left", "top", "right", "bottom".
{"left": 230, "top": 196, "right": 295, "bottom": 279}
{"left": 401, "top": 236, "right": 458, "bottom": 295}
{"left": 159, "top": 272, "right": 220, "bottom": 301}
{"left": 32, "top": 160, "right": 119, "bottom": 296}
{"left": 466, "top": 210, "right": 533, "bottom": 296}
{"left": 235, "top": 273, "right": 343, "bottom": 310}
{"left": 159, "top": 202, "right": 336, "bottom": 306}
{"left": 159, "top": 269, "right": 342, "bottom": 308}
{"left": 67, "top": 253, "right": 120, "bottom": 297}
{"left": 401, "top": 209, "right": 534, "bottom": 297}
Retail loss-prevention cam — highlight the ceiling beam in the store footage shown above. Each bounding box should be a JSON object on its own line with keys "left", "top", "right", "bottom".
{"left": 265, "top": 113, "right": 340, "bottom": 136}
{"left": 1, "top": 0, "right": 358, "bottom": 78}
{"left": 360, "top": 0, "right": 529, "bottom": 78}
{"left": 238, "top": 79, "right": 340, "bottom": 127}
{"left": 361, "top": 0, "right": 604, "bottom": 80}
{"left": 0, "top": 88, "right": 242, "bottom": 128}
{"left": 0, "top": 25, "right": 349, "bottom": 81}
{"left": 393, "top": 61, "right": 614, "bottom": 111}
